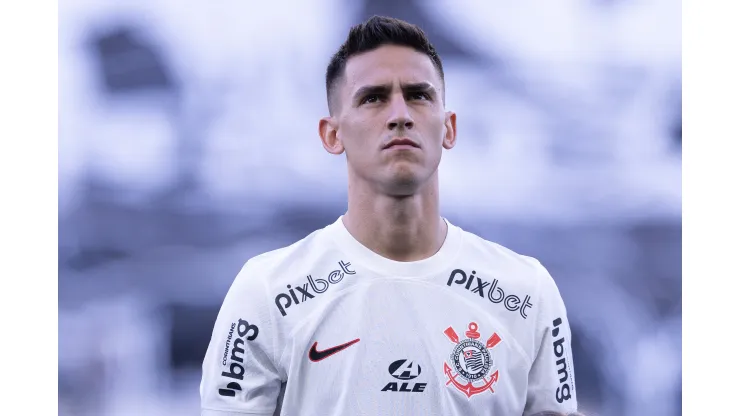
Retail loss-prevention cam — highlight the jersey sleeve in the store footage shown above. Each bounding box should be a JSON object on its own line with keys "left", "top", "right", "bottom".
{"left": 523, "top": 264, "right": 579, "bottom": 416}
{"left": 200, "top": 261, "right": 284, "bottom": 416}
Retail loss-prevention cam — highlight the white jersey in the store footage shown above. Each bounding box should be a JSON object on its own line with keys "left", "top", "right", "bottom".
{"left": 200, "top": 217, "right": 578, "bottom": 416}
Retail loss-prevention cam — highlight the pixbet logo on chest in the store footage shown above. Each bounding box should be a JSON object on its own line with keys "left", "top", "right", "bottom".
{"left": 275, "top": 260, "right": 355, "bottom": 317}
{"left": 447, "top": 269, "right": 534, "bottom": 319}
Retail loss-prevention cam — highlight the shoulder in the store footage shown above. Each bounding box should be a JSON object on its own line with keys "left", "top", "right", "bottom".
{"left": 455, "top": 223, "right": 550, "bottom": 283}
{"left": 450, "top": 222, "right": 565, "bottom": 309}
{"left": 231, "top": 221, "right": 339, "bottom": 292}
{"left": 465, "top": 229, "right": 541, "bottom": 266}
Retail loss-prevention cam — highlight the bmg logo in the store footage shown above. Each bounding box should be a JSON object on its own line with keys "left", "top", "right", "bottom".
{"left": 219, "top": 319, "right": 259, "bottom": 397}
{"left": 551, "top": 317, "right": 573, "bottom": 403}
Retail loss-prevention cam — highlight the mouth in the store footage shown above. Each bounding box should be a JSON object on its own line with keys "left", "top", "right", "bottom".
{"left": 383, "top": 137, "right": 420, "bottom": 150}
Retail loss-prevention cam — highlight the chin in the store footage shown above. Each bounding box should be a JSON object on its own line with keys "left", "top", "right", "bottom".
{"left": 383, "top": 169, "right": 427, "bottom": 196}
{"left": 384, "top": 182, "right": 420, "bottom": 197}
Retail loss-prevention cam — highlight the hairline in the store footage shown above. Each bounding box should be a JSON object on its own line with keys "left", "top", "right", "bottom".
{"left": 328, "top": 44, "right": 446, "bottom": 116}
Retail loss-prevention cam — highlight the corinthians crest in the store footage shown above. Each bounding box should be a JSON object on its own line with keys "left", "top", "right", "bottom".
{"left": 442, "top": 322, "right": 501, "bottom": 398}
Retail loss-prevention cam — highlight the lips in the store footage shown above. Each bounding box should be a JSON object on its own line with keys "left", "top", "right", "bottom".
{"left": 383, "top": 137, "right": 420, "bottom": 149}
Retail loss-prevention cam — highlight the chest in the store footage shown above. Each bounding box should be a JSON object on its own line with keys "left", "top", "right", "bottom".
{"left": 275, "top": 280, "right": 538, "bottom": 415}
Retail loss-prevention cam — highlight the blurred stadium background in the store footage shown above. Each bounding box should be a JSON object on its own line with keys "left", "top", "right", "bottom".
{"left": 58, "top": 1, "right": 681, "bottom": 415}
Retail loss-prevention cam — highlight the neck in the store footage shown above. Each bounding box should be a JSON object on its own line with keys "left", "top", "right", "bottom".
{"left": 342, "top": 174, "right": 448, "bottom": 262}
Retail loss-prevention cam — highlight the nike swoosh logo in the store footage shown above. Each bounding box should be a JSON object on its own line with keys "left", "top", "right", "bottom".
{"left": 308, "top": 338, "right": 360, "bottom": 362}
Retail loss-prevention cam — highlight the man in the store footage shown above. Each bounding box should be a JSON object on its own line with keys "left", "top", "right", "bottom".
{"left": 200, "top": 15, "right": 578, "bottom": 416}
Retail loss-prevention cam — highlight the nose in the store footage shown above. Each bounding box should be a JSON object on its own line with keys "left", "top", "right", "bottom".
{"left": 386, "top": 95, "right": 414, "bottom": 131}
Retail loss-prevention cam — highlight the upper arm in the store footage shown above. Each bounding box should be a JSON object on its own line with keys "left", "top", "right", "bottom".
{"left": 523, "top": 264, "right": 578, "bottom": 416}
{"left": 200, "top": 263, "right": 283, "bottom": 415}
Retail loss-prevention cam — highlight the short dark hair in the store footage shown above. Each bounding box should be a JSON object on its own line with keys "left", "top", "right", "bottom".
{"left": 325, "top": 15, "right": 445, "bottom": 114}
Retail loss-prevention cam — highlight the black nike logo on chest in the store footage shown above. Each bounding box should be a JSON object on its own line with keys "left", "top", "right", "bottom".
{"left": 308, "top": 338, "right": 360, "bottom": 362}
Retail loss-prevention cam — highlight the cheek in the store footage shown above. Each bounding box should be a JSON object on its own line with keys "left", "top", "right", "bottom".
{"left": 338, "top": 123, "right": 374, "bottom": 165}
{"left": 341, "top": 118, "right": 377, "bottom": 149}
{"left": 423, "top": 116, "right": 447, "bottom": 141}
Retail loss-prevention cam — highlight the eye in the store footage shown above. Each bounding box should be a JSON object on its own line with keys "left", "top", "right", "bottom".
{"left": 408, "top": 91, "right": 431, "bottom": 101}
{"left": 361, "top": 94, "right": 382, "bottom": 105}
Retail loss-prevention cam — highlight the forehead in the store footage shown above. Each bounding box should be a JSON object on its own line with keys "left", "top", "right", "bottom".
{"left": 342, "top": 44, "right": 442, "bottom": 94}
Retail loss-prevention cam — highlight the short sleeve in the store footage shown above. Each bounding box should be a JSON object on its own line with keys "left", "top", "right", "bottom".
{"left": 523, "top": 264, "right": 578, "bottom": 416}
{"left": 200, "top": 262, "right": 283, "bottom": 416}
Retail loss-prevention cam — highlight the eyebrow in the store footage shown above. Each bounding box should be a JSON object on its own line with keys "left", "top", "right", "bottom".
{"left": 352, "top": 82, "right": 437, "bottom": 103}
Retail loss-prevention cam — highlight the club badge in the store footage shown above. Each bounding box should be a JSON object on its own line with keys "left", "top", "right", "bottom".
{"left": 442, "top": 321, "right": 502, "bottom": 398}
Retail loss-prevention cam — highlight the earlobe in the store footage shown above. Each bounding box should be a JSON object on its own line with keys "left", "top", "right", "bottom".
{"left": 319, "top": 117, "right": 344, "bottom": 155}
{"left": 442, "top": 111, "right": 457, "bottom": 150}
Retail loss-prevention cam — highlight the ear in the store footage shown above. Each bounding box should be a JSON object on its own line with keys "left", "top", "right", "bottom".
{"left": 442, "top": 111, "right": 457, "bottom": 150}
{"left": 319, "top": 116, "right": 344, "bottom": 155}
